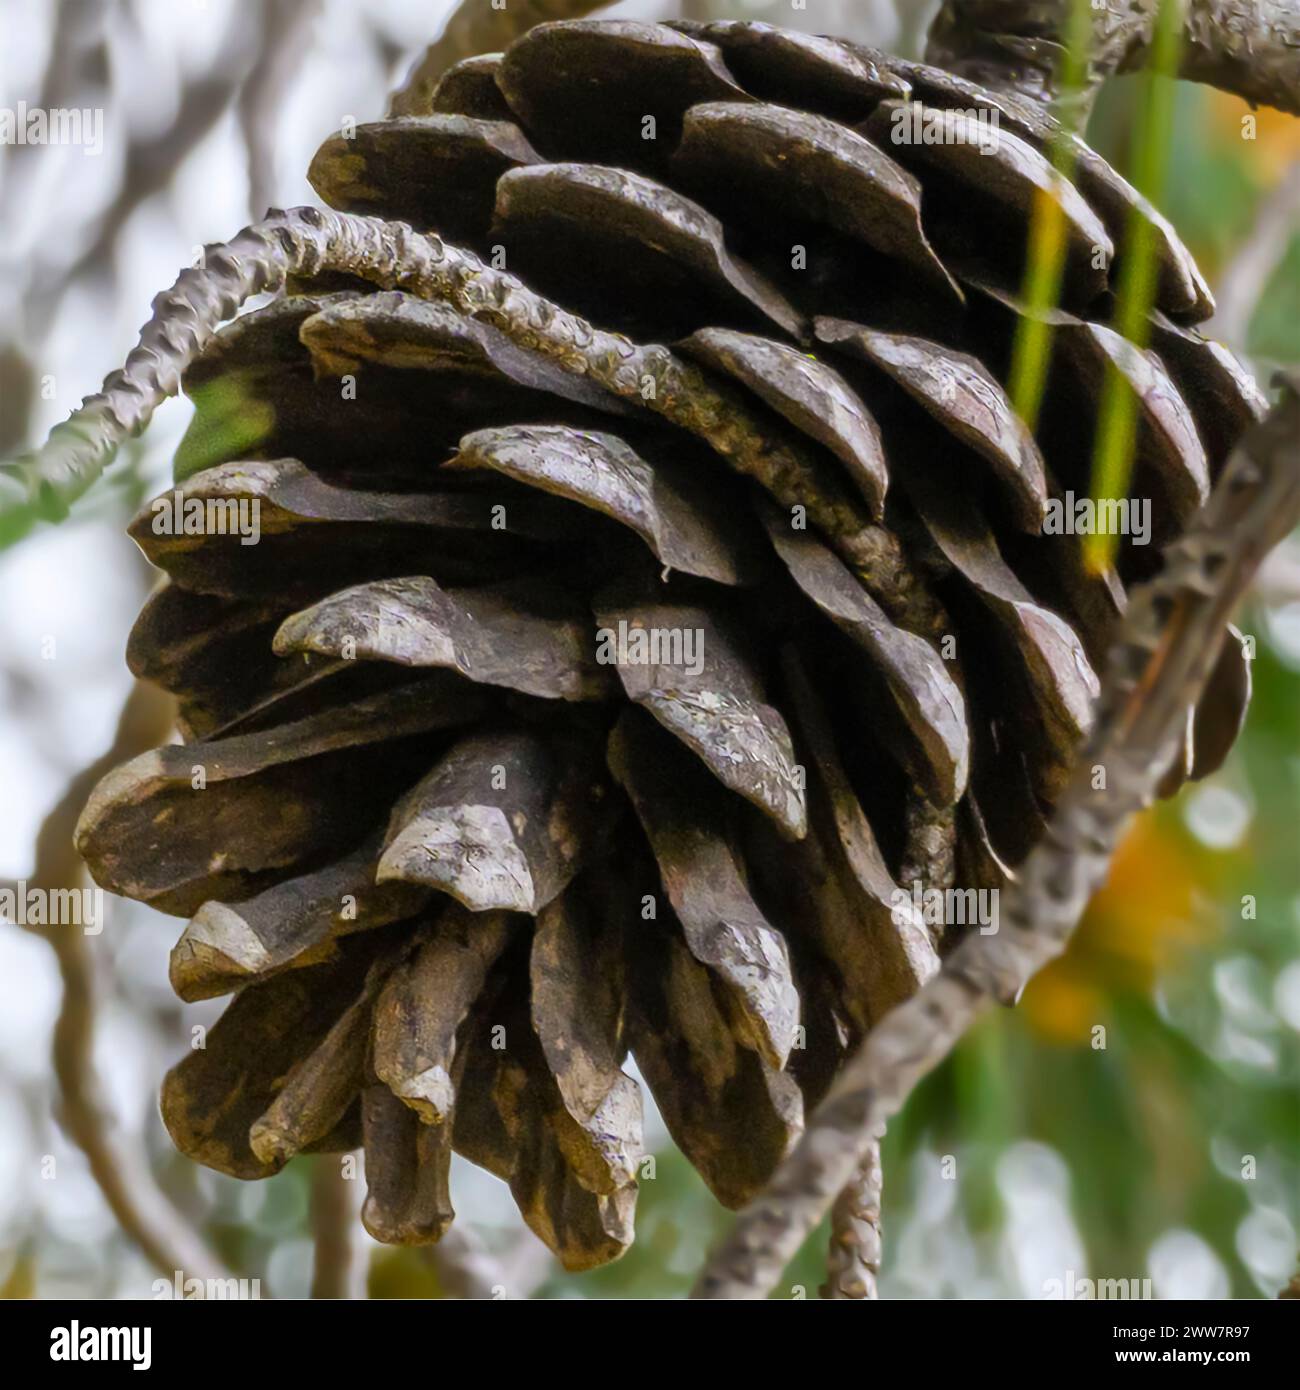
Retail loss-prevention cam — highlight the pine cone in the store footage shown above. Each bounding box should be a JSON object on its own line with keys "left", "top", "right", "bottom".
{"left": 75, "top": 19, "right": 1264, "bottom": 1271}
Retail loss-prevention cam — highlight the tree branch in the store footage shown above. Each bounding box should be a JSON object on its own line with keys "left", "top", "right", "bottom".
{"left": 926, "top": 1, "right": 1300, "bottom": 116}
{"left": 13, "top": 677, "right": 236, "bottom": 1285}
{"left": 423, "top": 1226, "right": 554, "bottom": 1300}
{"left": 310, "top": 1157, "right": 368, "bottom": 1298}
{"left": 23, "top": 8, "right": 250, "bottom": 334}
{"left": 821, "top": 1134, "right": 884, "bottom": 1300}
{"left": 693, "top": 375, "right": 1300, "bottom": 1298}
{"left": 1209, "top": 158, "right": 1300, "bottom": 350}
{"left": 237, "top": 0, "right": 322, "bottom": 222}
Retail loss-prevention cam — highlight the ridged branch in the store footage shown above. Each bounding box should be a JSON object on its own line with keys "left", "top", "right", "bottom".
{"left": 693, "top": 375, "right": 1300, "bottom": 1298}
{"left": 927, "top": 0, "right": 1300, "bottom": 116}
{"left": 1, "top": 207, "right": 938, "bottom": 629}
{"left": 821, "top": 1136, "right": 884, "bottom": 1300}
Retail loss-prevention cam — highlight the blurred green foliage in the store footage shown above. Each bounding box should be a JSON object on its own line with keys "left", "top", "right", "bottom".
{"left": 173, "top": 377, "right": 276, "bottom": 482}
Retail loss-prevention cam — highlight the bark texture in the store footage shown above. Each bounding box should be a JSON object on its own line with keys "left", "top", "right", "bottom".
{"left": 927, "top": 0, "right": 1300, "bottom": 115}
{"left": 821, "top": 1136, "right": 884, "bottom": 1299}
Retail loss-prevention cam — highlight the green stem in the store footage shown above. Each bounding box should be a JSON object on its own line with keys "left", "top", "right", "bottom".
{"left": 1006, "top": 0, "right": 1094, "bottom": 433}
{"left": 1085, "top": 0, "right": 1185, "bottom": 573}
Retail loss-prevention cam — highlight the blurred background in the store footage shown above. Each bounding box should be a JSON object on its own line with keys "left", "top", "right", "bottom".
{"left": 0, "top": 0, "right": 1296, "bottom": 1299}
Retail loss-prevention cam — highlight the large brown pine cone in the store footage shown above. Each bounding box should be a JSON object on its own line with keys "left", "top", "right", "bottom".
{"left": 75, "top": 19, "right": 1264, "bottom": 1270}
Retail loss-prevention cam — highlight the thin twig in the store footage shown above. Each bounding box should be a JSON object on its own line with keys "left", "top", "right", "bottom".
{"left": 821, "top": 1132, "right": 884, "bottom": 1300}
{"left": 422, "top": 1226, "right": 506, "bottom": 1300}
{"left": 498, "top": 1229, "right": 556, "bottom": 1299}
{"left": 693, "top": 377, "right": 1300, "bottom": 1298}
{"left": 2, "top": 0, "right": 108, "bottom": 180}
{"left": 237, "top": 0, "right": 322, "bottom": 222}
{"left": 22, "top": 10, "right": 250, "bottom": 333}
{"left": 423, "top": 1225, "right": 554, "bottom": 1299}
{"left": 309, "top": 1156, "right": 368, "bottom": 1298}
{"left": 1210, "top": 160, "right": 1300, "bottom": 353}
{"left": 12, "top": 677, "right": 235, "bottom": 1285}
